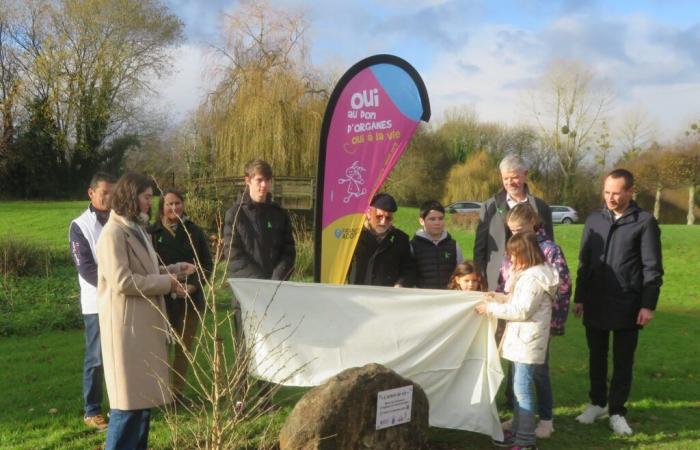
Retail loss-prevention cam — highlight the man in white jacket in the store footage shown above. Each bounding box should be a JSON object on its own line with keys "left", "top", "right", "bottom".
{"left": 69, "top": 172, "right": 115, "bottom": 430}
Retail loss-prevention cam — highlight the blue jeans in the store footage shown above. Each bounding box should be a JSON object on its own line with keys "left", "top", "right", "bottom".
{"left": 105, "top": 409, "right": 151, "bottom": 450}
{"left": 505, "top": 346, "right": 553, "bottom": 420}
{"left": 512, "top": 362, "right": 537, "bottom": 447}
{"left": 83, "top": 314, "right": 103, "bottom": 417}
{"left": 534, "top": 350, "right": 553, "bottom": 420}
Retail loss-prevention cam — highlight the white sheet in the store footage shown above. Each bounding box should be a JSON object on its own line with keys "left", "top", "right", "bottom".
{"left": 229, "top": 279, "right": 504, "bottom": 440}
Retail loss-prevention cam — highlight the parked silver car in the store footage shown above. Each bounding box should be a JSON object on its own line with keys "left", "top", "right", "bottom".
{"left": 445, "top": 201, "right": 482, "bottom": 214}
{"left": 551, "top": 205, "right": 579, "bottom": 224}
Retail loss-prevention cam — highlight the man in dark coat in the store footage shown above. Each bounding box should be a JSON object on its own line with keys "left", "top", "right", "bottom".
{"left": 224, "top": 159, "right": 296, "bottom": 281}
{"left": 347, "top": 193, "right": 415, "bottom": 287}
{"left": 223, "top": 159, "right": 296, "bottom": 407}
{"left": 473, "top": 154, "right": 553, "bottom": 291}
{"left": 574, "top": 168, "right": 663, "bottom": 436}
{"left": 224, "top": 159, "right": 296, "bottom": 338}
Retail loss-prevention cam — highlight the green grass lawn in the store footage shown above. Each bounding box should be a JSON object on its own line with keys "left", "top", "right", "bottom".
{"left": 0, "top": 200, "right": 87, "bottom": 252}
{"left": 1, "top": 201, "right": 699, "bottom": 449}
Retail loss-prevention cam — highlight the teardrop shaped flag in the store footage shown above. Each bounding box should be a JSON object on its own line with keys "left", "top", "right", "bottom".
{"left": 314, "top": 55, "right": 430, "bottom": 283}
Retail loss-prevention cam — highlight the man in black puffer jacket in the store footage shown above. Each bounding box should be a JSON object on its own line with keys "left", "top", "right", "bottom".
{"left": 347, "top": 193, "right": 415, "bottom": 287}
{"left": 224, "top": 159, "right": 296, "bottom": 281}
{"left": 574, "top": 168, "right": 663, "bottom": 436}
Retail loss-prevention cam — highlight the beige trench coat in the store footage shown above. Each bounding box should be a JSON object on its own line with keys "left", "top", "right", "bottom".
{"left": 96, "top": 212, "right": 173, "bottom": 410}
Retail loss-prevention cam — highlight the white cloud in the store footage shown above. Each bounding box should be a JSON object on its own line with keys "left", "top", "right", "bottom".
{"left": 150, "top": 44, "right": 213, "bottom": 120}
{"left": 420, "top": 12, "right": 700, "bottom": 139}
{"left": 154, "top": 2, "right": 700, "bottom": 141}
{"left": 422, "top": 24, "right": 542, "bottom": 125}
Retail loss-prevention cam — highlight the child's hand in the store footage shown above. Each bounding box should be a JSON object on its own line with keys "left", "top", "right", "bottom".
{"left": 485, "top": 291, "right": 509, "bottom": 303}
{"left": 475, "top": 302, "right": 488, "bottom": 315}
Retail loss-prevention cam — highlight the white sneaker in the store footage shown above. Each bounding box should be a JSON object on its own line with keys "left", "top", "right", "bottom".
{"left": 535, "top": 419, "right": 554, "bottom": 438}
{"left": 575, "top": 404, "right": 608, "bottom": 424}
{"left": 609, "top": 414, "right": 633, "bottom": 435}
{"left": 501, "top": 419, "right": 513, "bottom": 431}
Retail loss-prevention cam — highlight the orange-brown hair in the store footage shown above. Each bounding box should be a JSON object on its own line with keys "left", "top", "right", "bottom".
{"left": 506, "top": 231, "right": 545, "bottom": 270}
{"left": 447, "top": 261, "right": 486, "bottom": 291}
{"left": 244, "top": 159, "right": 273, "bottom": 180}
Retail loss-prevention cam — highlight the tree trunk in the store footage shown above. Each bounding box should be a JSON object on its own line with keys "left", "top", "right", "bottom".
{"left": 688, "top": 184, "right": 696, "bottom": 225}
{"left": 653, "top": 183, "right": 662, "bottom": 220}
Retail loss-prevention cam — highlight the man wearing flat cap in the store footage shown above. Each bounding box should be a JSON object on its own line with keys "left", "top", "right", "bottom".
{"left": 347, "top": 193, "right": 416, "bottom": 287}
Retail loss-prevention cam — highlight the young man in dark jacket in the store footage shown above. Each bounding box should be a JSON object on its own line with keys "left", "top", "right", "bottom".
{"left": 223, "top": 159, "right": 296, "bottom": 407}
{"left": 347, "top": 193, "right": 415, "bottom": 287}
{"left": 574, "top": 169, "right": 663, "bottom": 435}
{"left": 224, "top": 159, "right": 296, "bottom": 341}
{"left": 224, "top": 159, "right": 296, "bottom": 281}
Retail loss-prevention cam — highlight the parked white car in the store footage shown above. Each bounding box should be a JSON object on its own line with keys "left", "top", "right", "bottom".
{"left": 551, "top": 205, "right": 579, "bottom": 224}
{"left": 445, "top": 201, "right": 482, "bottom": 214}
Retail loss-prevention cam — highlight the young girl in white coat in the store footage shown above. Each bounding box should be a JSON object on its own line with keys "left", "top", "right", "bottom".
{"left": 475, "top": 231, "right": 559, "bottom": 450}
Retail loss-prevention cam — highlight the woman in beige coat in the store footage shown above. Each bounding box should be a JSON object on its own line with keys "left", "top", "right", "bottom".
{"left": 96, "top": 173, "right": 195, "bottom": 450}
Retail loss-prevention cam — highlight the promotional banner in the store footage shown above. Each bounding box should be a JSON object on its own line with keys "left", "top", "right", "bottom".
{"left": 314, "top": 54, "right": 431, "bottom": 283}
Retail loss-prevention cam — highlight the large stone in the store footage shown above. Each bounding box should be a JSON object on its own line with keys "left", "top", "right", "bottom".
{"left": 279, "top": 363, "right": 429, "bottom": 450}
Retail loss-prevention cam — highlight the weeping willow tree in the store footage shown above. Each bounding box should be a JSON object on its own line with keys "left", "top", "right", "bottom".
{"left": 202, "top": 1, "right": 329, "bottom": 178}
{"left": 443, "top": 150, "right": 502, "bottom": 203}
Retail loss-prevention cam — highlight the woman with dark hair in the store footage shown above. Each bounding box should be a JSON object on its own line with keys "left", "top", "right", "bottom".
{"left": 96, "top": 173, "right": 195, "bottom": 450}
{"left": 150, "top": 189, "right": 212, "bottom": 399}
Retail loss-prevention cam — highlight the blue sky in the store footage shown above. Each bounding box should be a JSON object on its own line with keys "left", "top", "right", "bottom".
{"left": 155, "top": 0, "right": 700, "bottom": 141}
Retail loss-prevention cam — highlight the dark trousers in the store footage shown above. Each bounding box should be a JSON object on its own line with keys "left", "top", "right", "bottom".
{"left": 585, "top": 327, "right": 639, "bottom": 416}
{"left": 105, "top": 408, "right": 151, "bottom": 450}
{"left": 83, "top": 314, "right": 103, "bottom": 417}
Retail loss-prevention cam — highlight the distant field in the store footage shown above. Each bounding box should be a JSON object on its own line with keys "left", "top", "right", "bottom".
{"left": 0, "top": 200, "right": 87, "bottom": 252}
{"left": 1, "top": 200, "right": 699, "bottom": 449}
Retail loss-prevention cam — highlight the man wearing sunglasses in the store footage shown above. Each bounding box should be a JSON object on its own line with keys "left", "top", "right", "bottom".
{"left": 347, "top": 193, "right": 415, "bottom": 287}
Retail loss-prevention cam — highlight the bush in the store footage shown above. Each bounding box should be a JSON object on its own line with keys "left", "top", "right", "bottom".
{"left": 449, "top": 211, "right": 480, "bottom": 231}
{"left": 185, "top": 193, "right": 225, "bottom": 234}
{"left": 0, "top": 238, "right": 67, "bottom": 277}
{"left": 290, "top": 214, "right": 313, "bottom": 281}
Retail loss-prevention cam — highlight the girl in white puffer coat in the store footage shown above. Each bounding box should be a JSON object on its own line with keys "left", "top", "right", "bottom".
{"left": 476, "top": 231, "right": 559, "bottom": 450}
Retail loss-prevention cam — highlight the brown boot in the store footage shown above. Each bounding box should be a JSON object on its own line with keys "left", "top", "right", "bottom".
{"left": 84, "top": 414, "right": 109, "bottom": 431}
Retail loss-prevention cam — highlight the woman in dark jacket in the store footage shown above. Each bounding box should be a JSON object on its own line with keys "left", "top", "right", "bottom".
{"left": 151, "top": 189, "right": 213, "bottom": 398}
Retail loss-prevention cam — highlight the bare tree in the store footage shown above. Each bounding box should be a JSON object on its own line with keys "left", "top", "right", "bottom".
{"left": 627, "top": 143, "right": 666, "bottom": 220}
{"left": 0, "top": 6, "right": 23, "bottom": 161}
{"left": 680, "top": 123, "right": 700, "bottom": 224}
{"left": 528, "top": 59, "right": 614, "bottom": 203}
{"left": 617, "top": 108, "right": 656, "bottom": 162}
{"left": 593, "top": 119, "right": 613, "bottom": 172}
